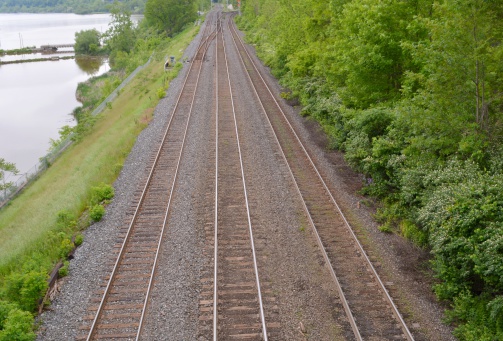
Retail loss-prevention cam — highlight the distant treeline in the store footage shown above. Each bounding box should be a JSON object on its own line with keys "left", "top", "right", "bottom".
{"left": 0, "top": 0, "right": 146, "bottom": 14}
{"left": 238, "top": 0, "right": 503, "bottom": 340}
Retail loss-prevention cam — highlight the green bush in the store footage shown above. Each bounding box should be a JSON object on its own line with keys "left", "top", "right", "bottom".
{"left": 58, "top": 261, "right": 70, "bottom": 278}
{"left": 89, "top": 204, "right": 105, "bottom": 222}
{"left": 446, "top": 292, "right": 503, "bottom": 341}
{"left": 0, "top": 301, "right": 16, "bottom": 329}
{"left": 157, "top": 87, "right": 166, "bottom": 99}
{"left": 2, "top": 270, "right": 48, "bottom": 312}
{"left": 74, "top": 234, "right": 84, "bottom": 247}
{"left": 58, "top": 238, "right": 74, "bottom": 259}
{"left": 90, "top": 183, "right": 114, "bottom": 206}
{"left": 418, "top": 173, "right": 503, "bottom": 303}
{"left": 0, "top": 308, "right": 35, "bottom": 341}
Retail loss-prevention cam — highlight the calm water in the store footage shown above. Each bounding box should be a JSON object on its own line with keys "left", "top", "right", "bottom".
{"left": 0, "top": 14, "right": 141, "bottom": 180}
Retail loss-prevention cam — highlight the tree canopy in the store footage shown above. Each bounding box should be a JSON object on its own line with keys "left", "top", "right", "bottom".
{"left": 144, "top": 0, "right": 197, "bottom": 37}
{"left": 75, "top": 29, "right": 101, "bottom": 55}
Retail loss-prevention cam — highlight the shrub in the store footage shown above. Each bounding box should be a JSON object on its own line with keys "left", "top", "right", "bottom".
{"left": 90, "top": 204, "right": 105, "bottom": 222}
{"left": 446, "top": 292, "right": 503, "bottom": 341}
{"left": 3, "top": 270, "right": 48, "bottom": 312}
{"left": 157, "top": 87, "right": 166, "bottom": 99}
{"left": 90, "top": 183, "right": 114, "bottom": 206}
{"left": 58, "top": 238, "right": 74, "bottom": 259}
{"left": 58, "top": 261, "right": 70, "bottom": 278}
{"left": 0, "top": 301, "right": 16, "bottom": 329}
{"left": 0, "top": 308, "right": 35, "bottom": 341}
{"left": 74, "top": 234, "right": 84, "bottom": 247}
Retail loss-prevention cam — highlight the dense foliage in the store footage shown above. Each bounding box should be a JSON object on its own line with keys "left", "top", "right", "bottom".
{"left": 237, "top": 0, "right": 503, "bottom": 339}
{"left": 0, "top": 0, "right": 146, "bottom": 14}
{"left": 74, "top": 29, "right": 101, "bottom": 55}
{"left": 145, "top": 0, "right": 197, "bottom": 37}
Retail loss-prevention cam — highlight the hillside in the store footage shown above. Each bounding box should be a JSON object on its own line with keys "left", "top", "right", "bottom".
{"left": 237, "top": 0, "right": 503, "bottom": 340}
{"left": 0, "top": 0, "right": 146, "bottom": 14}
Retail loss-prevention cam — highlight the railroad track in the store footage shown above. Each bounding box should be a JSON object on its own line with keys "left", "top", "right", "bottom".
{"left": 228, "top": 15, "right": 415, "bottom": 341}
{"left": 76, "top": 12, "right": 218, "bottom": 341}
{"left": 197, "top": 13, "right": 280, "bottom": 341}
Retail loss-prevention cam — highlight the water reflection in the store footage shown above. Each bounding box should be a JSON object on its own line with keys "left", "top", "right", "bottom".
{"left": 75, "top": 56, "right": 107, "bottom": 75}
{"left": 0, "top": 13, "right": 137, "bottom": 178}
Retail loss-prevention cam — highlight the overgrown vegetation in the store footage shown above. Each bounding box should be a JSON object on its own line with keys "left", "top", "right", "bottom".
{"left": 0, "top": 1, "right": 199, "bottom": 337}
{"left": 238, "top": 0, "right": 503, "bottom": 338}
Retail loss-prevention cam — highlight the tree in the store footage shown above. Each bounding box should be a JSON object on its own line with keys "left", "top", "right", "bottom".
{"left": 144, "top": 0, "right": 197, "bottom": 37}
{"left": 0, "top": 158, "right": 19, "bottom": 199}
{"left": 74, "top": 29, "right": 101, "bottom": 55}
{"left": 103, "top": 2, "right": 137, "bottom": 54}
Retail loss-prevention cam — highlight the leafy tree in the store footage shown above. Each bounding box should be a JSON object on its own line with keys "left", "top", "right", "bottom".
{"left": 144, "top": 0, "right": 197, "bottom": 37}
{"left": 74, "top": 29, "right": 101, "bottom": 55}
{"left": 103, "top": 2, "right": 137, "bottom": 55}
{"left": 0, "top": 158, "right": 19, "bottom": 199}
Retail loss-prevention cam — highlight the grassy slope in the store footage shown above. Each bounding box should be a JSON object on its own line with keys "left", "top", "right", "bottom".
{"left": 0, "top": 25, "right": 198, "bottom": 273}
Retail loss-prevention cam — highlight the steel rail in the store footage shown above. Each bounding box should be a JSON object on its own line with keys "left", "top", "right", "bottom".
{"left": 212, "top": 13, "right": 220, "bottom": 341}
{"left": 135, "top": 14, "right": 217, "bottom": 341}
{"left": 228, "top": 18, "right": 415, "bottom": 341}
{"left": 213, "top": 14, "right": 268, "bottom": 340}
{"left": 85, "top": 13, "right": 218, "bottom": 341}
{"left": 226, "top": 18, "right": 360, "bottom": 340}
{"left": 229, "top": 23, "right": 363, "bottom": 341}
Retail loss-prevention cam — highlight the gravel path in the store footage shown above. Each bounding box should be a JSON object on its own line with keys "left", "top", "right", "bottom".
{"left": 37, "top": 10, "right": 455, "bottom": 341}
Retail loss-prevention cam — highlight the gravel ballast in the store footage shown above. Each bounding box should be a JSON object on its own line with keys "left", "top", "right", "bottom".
{"left": 38, "top": 10, "right": 455, "bottom": 341}
{"left": 36, "top": 20, "right": 207, "bottom": 341}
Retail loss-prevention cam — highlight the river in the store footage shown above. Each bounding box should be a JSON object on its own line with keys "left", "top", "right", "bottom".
{"left": 0, "top": 13, "right": 140, "bottom": 181}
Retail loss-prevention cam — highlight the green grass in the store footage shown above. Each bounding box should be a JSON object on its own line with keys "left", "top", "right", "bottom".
{"left": 0, "top": 24, "right": 198, "bottom": 276}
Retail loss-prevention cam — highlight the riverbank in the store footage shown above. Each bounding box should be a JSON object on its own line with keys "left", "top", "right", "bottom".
{"left": 0, "top": 55, "right": 74, "bottom": 65}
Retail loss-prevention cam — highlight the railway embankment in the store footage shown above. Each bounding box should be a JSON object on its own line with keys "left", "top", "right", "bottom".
{"left": 0, "top": 24, "right": 199, "bottom": 340}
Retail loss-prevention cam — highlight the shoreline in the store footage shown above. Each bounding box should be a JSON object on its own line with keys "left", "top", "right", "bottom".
{"left": 0, "top": 55, "right": 75, "bottom": 65}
